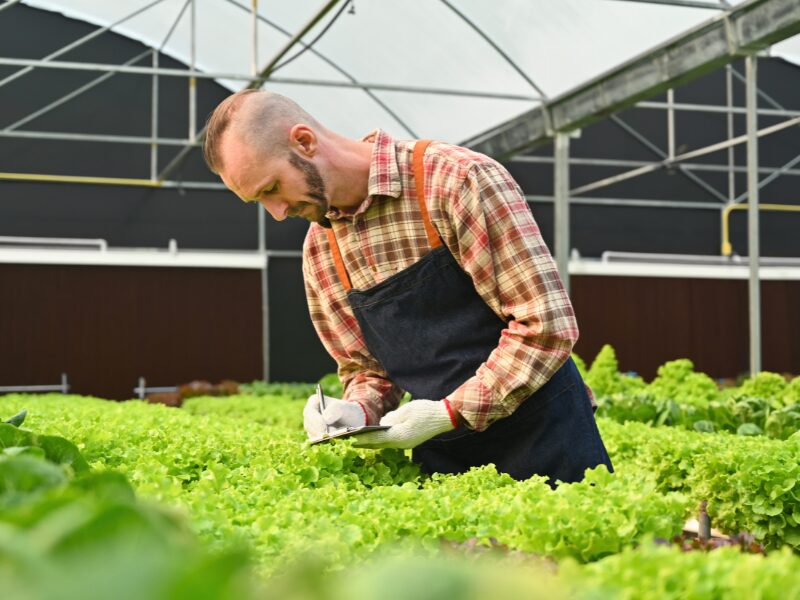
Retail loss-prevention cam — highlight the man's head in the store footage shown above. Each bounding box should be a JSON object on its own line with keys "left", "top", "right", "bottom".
{"left": 204, "top": 90, "right": 331, "bottom": 225}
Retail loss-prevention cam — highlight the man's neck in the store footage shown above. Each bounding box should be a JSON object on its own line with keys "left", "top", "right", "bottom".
{"left": 324, "top": 134, "right": 373, "bottom": 211}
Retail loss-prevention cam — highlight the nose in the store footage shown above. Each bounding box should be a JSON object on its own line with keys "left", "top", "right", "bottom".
{"left": 259, "top": 197, "right": 288, "bottom": 221}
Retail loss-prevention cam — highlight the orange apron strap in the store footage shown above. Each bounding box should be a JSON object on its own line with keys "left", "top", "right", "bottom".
{"left": 325, "top": 227, "right": 352, "bottom": 292}
{"left": 326, "top": 139, "right": 439, "bottom": 292}
{"left": 413, "top": 140, "right": 442, "bottom": 249}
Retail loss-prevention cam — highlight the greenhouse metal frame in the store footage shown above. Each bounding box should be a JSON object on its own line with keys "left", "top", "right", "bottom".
{"left": 2, "top": 0, "right": 800, "bottom": 379}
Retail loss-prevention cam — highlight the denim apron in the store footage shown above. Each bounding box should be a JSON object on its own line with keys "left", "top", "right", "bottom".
{"left": 325, "top": 140, "right": 613, "bottom": 484}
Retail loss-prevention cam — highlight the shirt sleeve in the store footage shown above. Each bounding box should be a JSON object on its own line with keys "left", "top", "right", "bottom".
{"left": 302, "top": 233, "right": 403, "bottom": 425}
{"left": 437, "top": 159, "right": 579, "bottom": 431}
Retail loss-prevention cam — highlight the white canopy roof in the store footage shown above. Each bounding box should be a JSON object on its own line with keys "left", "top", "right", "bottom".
{"left": 19, "top": 0, "right": 800, "bottom": 143}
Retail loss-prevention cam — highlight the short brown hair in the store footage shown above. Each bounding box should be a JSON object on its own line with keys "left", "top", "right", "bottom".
{"left": 203, "top": 90, "right": 322, "bottom": 175}
{"left": 203, "top": 89, "right": 260, "bottom": 174}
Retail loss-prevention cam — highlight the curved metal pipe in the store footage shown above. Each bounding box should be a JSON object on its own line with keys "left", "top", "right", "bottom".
{"left": 721, "top": 203, "right": 800, "bottom": 256}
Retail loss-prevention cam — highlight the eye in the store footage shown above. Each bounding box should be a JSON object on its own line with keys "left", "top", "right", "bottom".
{"left": 260, "top": 183, "right": 278, "bottom": 197}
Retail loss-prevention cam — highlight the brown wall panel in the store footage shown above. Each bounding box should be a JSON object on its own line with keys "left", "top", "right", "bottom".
{"left": 2, "top": 265, "right": 798, "bottom": 398}
{"left": 572, "top": 276, "right": 800, "bottom": 381}
{"left": 762, "top": 280, "right": 800, "bottom": 374}
{"left": 1, "top": 264, "right": 262, "bottom": 399}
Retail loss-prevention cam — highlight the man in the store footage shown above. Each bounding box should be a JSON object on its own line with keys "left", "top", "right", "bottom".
{"left": 204, "top": 89, "right": 613, "bottom": 483}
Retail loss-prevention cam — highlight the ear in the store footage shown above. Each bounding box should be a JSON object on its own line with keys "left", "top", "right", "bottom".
{"left": 288, "top": 124, "right": 317, "bottom": 157}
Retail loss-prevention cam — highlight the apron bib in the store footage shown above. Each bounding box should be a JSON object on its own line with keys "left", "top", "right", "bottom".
{"left": 325, "top": 140, "right": 612, "bottom": 484}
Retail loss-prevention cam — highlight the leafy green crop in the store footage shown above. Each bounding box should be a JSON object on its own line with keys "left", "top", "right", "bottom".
{"left": 586, "top": 346, "right": 799, "bottom": 440}
{"left": 732, "top": 372, "right": 789, "bottom": 408}
{"left": 2, "top": 391, "right": 799, "bottom": 596}
{"left": 566, "top": 543, "right": 800, "bottom": 599}
{"left": 600, "top": 418, "right": 800, "bottom": 549}
{"left": 0, "top": 394, "right": 693, "bottom": 575}
{"left": 648, "top": 358, "right": 720, "bottom": 408}
{"left": 238, "top": 380, "right": 317, "bottom": 400}
{"left": 0, "top": 412, "right": 263, "bottom": 600}
{"left": 585, "top": 345, "right": 647, "bottom": 397}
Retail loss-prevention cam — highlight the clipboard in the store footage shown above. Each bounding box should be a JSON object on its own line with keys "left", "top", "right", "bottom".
{"left": 309, "top": 384, "right": 391, "bottom": 444}
{"left": 308, "top": 425, "right": 390, "bottom": 445}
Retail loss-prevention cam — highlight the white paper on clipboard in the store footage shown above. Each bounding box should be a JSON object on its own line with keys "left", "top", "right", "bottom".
{"left": 308, "top": 425, "right": 391, "bottom": 445}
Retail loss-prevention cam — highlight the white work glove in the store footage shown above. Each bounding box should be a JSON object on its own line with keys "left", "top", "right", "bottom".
{"left": 353, "top": 400, "right": 456, "bottom": 449}
{"left": 303, "top": 394, "right": 366, "bottom": 439}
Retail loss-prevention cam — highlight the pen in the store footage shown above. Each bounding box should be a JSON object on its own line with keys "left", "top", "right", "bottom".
{"left": 316, "top": 383, "right": 328, "bottom": 436}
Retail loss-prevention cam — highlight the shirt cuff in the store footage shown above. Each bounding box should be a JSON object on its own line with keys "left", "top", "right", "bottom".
{"left": 442, "top": 398, "right": 460, "bottom": 429}
{"left": 445, "top": 376, "right": 515, "bottom": 432}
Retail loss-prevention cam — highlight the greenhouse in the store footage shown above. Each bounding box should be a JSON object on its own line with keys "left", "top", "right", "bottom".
{"left": 1, "top": 1, "right": 800, "bottom": 598}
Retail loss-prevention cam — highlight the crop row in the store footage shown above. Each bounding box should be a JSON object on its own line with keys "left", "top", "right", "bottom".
{"left": 600, "top": 418, "right": 800, "bottom": 548}
{"left": 2, "top": 392, "right": 800, "bottom": 599}
{"left": 0, "top": 394, "right": 689, "bottom": 570}
{"left": 575, "top": 346, "right": 800, "bottom": 439}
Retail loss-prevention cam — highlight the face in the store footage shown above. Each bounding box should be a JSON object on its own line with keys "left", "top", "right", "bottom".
{"left": 285, "top": 153, "right": 331, "bottom": 226}
{"left": 219, "top": 133, "right": 331, "bottom": 226}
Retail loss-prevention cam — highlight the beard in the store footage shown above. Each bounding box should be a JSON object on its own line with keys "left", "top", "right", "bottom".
{"left": 287, "top": 153, "right": 331, "bottom": 228}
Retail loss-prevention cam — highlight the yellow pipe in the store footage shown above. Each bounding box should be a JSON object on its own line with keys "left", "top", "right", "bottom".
{"left": 721, "top": 202, "right": 800, "bottom": 256}
{"left": 0, "top": 171, "right": 163, "bottom": 188}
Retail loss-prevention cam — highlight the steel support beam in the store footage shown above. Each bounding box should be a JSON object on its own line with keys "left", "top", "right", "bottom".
{"left": 527, "top": 195, "right": 723, "bottom": 210}
{"left": 188, "top": 0, "right": 197, "bottom": 140}
{"left": 636, "top": 100, "right": 800, "bottom": 117}
{"left": 3, "top": 0, "right": 189, "bottom": 137}
{"left": 157, "top": 0, "right": 345, "bottom": 193}
{"left": 462, "top": 0, "right": 800, "bottom": 157}
{"left": 608, "top": 0, "right": 729, "bottom": 8}
{"left": 251, "top": 0, "right": 259, "bottom": 77}
{"left": 151, "top": 49, "right": 159, "bottom": 180}
{"left": 732, "top": 151, "right": 800, "bottom": 203}
{"left": 667, "top": 89, "right": 676, "bottom": 160}
{"left": 569, "top": 113, "right": 800, "bottom": 196}
{"left": 262, "top": 252, "right": 270, "bottom": 382}
{"left": 511, "top": 154, "right": 800, "bottom": 177}
{"left": 0, "top": 0, "right": 168, "bottom": 91}
{"left": 224, "top": 0, "right": 416, "bottom": 138}
{"left": 0, "top": 57, "right": 537, "bottom": 102}
{"left": 250, "top": 0, "right": 268, "bottom": 381}
{"left": 247, "top": 0, "right": 342, "bottom": 89}
{"left": 0, "top": 130, "right": 199, "bottom": 146}
{"left": 611, "top": 114, "right": 729, "bottom": 202}
{"left": 726, "top": 65, "right": 736, "bottom": 203}
{"left": 0, "top": 0, "right": 24, "bottom": 14}
{"left": 440, "top": 0, "right": 547, "bottom": 99}
{"left": 553, "top": 134, "right": 571, "bottom": 294}
{"left": 746, "top": 55, "right": 761, "bottom": 375}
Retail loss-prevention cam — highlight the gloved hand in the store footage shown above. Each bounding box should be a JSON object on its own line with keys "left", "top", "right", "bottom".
{"left": 303, "top": 394, "right": 366, "bottom": 439}
{"left": 353, "top": 400, "right": 456, "bottom": 449}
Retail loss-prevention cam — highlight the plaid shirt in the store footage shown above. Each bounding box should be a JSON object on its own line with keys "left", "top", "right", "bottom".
{"left": 302, "top": 129, "right": 580, "bottom": 432}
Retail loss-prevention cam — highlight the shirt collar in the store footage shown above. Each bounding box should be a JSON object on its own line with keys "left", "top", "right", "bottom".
{"left": 364, "top": 128, "right": 403, "bottom": 199}
{"left": 325, "top": 128, "right": 402, "bottom": 221}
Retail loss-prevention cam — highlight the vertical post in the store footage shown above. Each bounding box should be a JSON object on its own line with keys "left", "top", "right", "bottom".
{"left": 138, "top": 376, "right": 146, "bottom": 400}
{"left": 252, "top": 0, "right": 259, "bottom": 77}
{"left": 150, "top": 48, "right": 159, "bottom": 180}
{"left": 262, "top": 252, "right": 271, "bottom": 382}
{"left": 258, "top": 203, "right": 269, "bottom": 381}
{"left": 667, "top": 88, "right": 675, "bottom": 160}
{"left": 61, "top": 373, "right": 69, "bottom": 394}
{"left": 554, "top": 132, "right": 570, "bottom": 296}
{"left": 188, "top": 0, "right": 197, "bottom": 140}
{"left": 252, "top": 0, "right": 267, "bottom": 381}
{"left": 725, "top": 65, "right": 735, "bottom": 203}
{"left": 698, "top": 501, "right": 711, "bottom": 541}
{"left": 745, "top": 55, "right": 761, "bottom": 376}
